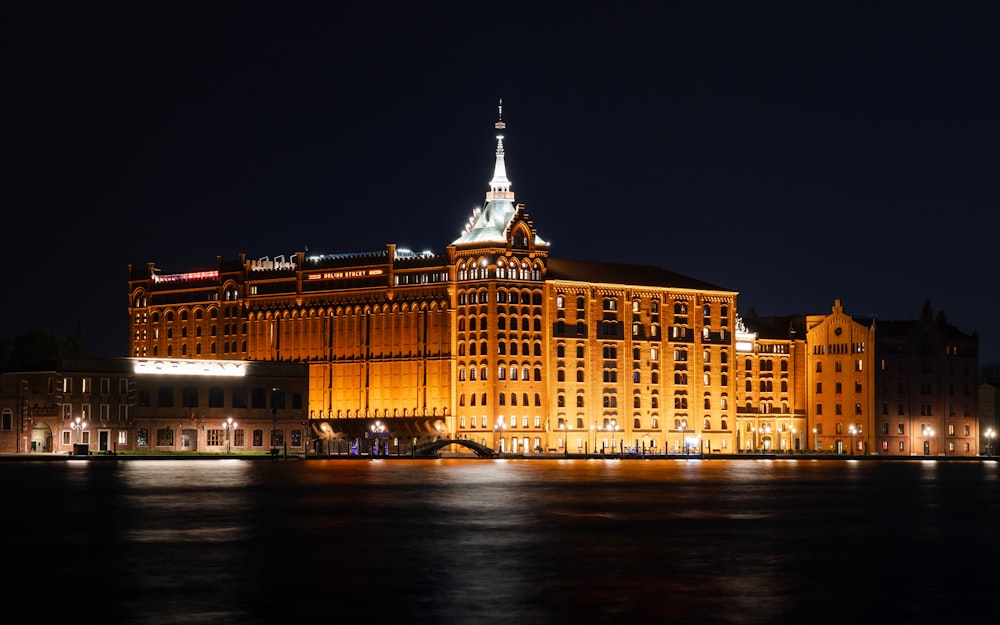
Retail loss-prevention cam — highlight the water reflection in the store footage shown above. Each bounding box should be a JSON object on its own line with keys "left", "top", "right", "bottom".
{"left": 2, "top": 458, "right": 998, "bottom": 624}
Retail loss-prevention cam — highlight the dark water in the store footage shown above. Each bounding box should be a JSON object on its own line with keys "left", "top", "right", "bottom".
{"left": 3, "top": 457, "right": 999, "bottom": 625}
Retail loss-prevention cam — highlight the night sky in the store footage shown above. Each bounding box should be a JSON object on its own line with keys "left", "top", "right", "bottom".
{"left": 6, "top": 3, "right": 999, "bottom": 362}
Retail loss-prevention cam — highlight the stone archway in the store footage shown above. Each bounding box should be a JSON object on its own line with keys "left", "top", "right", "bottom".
{"left": 30, "top": 423, "right": 52, "bottom": 453}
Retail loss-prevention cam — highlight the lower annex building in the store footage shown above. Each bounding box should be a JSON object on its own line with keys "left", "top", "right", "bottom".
{"left": 0, "top": 356, "right": 309, "bottom": 455}
{"left": 114, "top": 104, "right": 980, "bottom": 458}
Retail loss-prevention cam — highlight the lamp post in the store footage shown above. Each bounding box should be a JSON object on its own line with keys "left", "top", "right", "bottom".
{"left": 812, "top": 427, "right": 818, "bottom": 452}
{"left": 922, "top": 426, "right": 934, "bottom": 456}
{"left": 70, "top": 416, "right": 87, "bottom": 449}
{"left": 985, "top": 428, "right": 996, "bottom": 457}
{"left": 222, "top": 417, "right": 238, "bottom": 454}
{"left": 370, "top": 420, "right": 385, "bottom": 457}
{"left": 609, "top": 419, "right": 618, "bottom": 456}
{"left": 494, "top": 421, "right": 505, "bottom": 456}
{"left": 848, "top": 425, "right": 860, "bottom": 456}
{"left": 590, "top": 423, "right": 596, "bottom": 456}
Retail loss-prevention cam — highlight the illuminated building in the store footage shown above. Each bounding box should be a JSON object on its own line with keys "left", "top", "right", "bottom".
{"left": 114, "top": 104, "right": 981, "bottom": 457}
{"left": 806, "top": 300, "right": 878, "bottom": 454}
{"left": 0, "top": 106, "right": 985, "bottom": 457}
{"left": 126, "top": 104, "right": 740, "bottom": 453}
{"left": 737, "top": 299, "right": 981, "bottom": 457}
{"left": 0, "top": 357, "right": 308, "bottom": 454}
{"left": 734, "top": 313, "right": 808, "bottom": 453}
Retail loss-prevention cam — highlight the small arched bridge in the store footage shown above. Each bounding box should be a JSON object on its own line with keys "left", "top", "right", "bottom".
{"left": 415, "top": 439, "right": 497, "bottom": 458}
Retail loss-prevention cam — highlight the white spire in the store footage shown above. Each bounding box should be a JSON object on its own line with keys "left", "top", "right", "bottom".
{"left": 487, "top": 98, "right": 513, "bottom": 201}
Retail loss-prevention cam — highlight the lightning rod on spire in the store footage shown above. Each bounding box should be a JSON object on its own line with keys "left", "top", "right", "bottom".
{"left": 495, "top": 98, "right": 505, "bottom": 130}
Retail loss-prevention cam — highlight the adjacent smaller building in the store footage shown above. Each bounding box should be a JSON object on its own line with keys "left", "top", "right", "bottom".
{"left": 1, "top": 357, "right": 309, "bottom": 455}
{"left": 874, "top": 301, "right": 979, "bottom": 456}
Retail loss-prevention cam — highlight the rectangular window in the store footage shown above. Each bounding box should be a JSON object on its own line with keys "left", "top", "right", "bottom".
{"left": 157, "top": 387, "right": 174, "bottom": 408}
{"left": 209, "top": 387, "right": 225, "bottom": 408}
{"left": 156, "top": 428, "right": 175, "bottom": 446}
{"left": 207, "top": 429, "right": 223, "bottom": 446}
{"left": 251, "top": 387, "right": 267, "bottom": 409}
{"left": 233, "top": 388, "right": 247, "bottom": 409}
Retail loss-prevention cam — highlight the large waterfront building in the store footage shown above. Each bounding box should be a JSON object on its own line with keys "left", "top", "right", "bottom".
{"left": 125, "top": 106, "right": 741, "bottom": 455}
{"left": 4, "top": 104, "right": 980, "bottom": 457}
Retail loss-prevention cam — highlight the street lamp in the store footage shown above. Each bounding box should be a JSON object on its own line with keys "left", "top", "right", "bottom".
{"left": 812, "top": 427, "right": 818, "bottom": 452}
{"left": 985, "top": 428, "right": 996, "bottom": 457}
{"left": 848, "top": 425, "right": 860, "bottom": 456}
{"left": 609, "top": 419, "right": 618, "bottom": 455}
{"left": 590, "top": 422, "right": 596, "bottom": 456}
{"left": 494, "top": 420, "right": 506, "bottom": 456}
{"left": 922, "top": 426, "right": 935, "bottom": 456}
{"left": 70, "top": 416, "right": 87, "bottom": 444}
{"left": 370, "top": 420, "right": 385, "bottom": 456}
{"left": 222, "top": 417, "right": 238, "bottom": 454}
